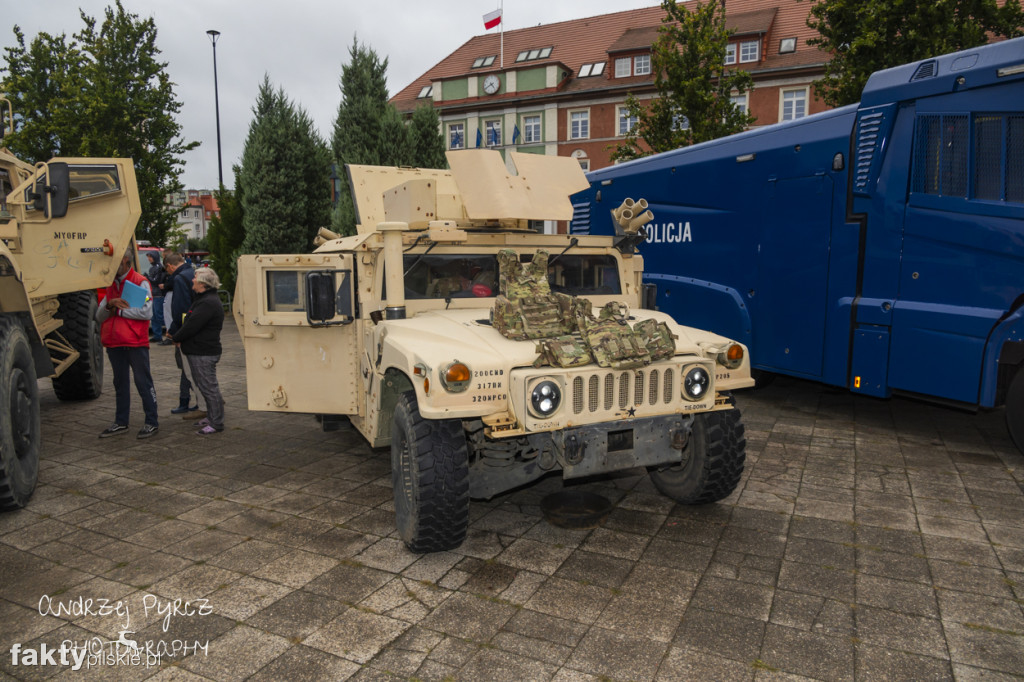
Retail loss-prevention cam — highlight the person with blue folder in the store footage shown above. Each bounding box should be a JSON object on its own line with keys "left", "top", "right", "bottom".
{"left": 96, "top": 249, "right": 159, "bottom": 439}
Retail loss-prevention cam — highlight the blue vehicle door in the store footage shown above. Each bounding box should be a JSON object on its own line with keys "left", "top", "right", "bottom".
{"left": 755, "top": 175, "right": 834, "bottom": 377}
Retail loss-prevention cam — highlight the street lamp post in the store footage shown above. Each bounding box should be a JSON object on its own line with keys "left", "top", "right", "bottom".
{"left": 206, "top": 30, "right": 223, "bottom": 189}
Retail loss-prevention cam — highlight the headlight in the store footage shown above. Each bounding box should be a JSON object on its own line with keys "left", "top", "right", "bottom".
{"left": 683, "top": 366, "right": 710, "bottom": 401}
{"left": 441, "top": 361, "right": 471, "bottom": 392}
{"left": 717, "top": 343, "right": 744, "bottom": 369}
{"left": 530, "top": 380, "right": 562, "bottom": 417}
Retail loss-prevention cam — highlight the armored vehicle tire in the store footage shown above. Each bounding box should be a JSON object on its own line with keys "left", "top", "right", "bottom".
{"left": 51, "top": 291, "right": 103, "bottom": 401}
{"left": 0, "top": 318, "right": 40, "bottom": 510}
{"left": 392, "top": 391, "right": 470, "bottom": 552}
{"left": 1007, "top": 367, "right": 1024, "bottom": 455}
{"left": 649, "top": 404, "right": 746, "bottom": 505}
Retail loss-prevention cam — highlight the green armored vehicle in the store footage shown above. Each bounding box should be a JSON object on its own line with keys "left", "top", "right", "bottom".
{"left": 235, "top": 150, "right": 753, "bottom": 552}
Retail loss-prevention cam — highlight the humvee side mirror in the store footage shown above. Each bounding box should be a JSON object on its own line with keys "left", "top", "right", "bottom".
{"left": 306, "top": 270, "right": 354, "bottom": 327}
{"left": 31, "top": 162, "right": 70, "bottom": 218}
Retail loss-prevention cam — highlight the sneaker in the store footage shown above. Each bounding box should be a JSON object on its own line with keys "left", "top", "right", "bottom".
{"left": 137, "top": 424, "right": 159, "bottom": 439}
{"left": 170, "top": 404, "right": 199, "bottom": 415}
{"left": 182, "top": 411, "right": 207, "bottom": 421}
{"left": 196, "top": 425, "right": 222, "bottom": 435}
{"left": 196, "top": 418, "right": 211, "bottom": 428}
{"left": 158, "top": 338, "right": 173, "bottom": 346}
{"left": 99, "top": 423, "right": 129, "bottom": 438}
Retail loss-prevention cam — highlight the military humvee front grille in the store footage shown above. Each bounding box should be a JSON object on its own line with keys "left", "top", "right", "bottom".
{"left": 588, "top": 376, "right": 599, "bottom": 412}
{"left": 603, "top": 373, "right": 614, "bottom": 410}
{"left": 663, "top": 369, "right": 674, "bottom": 403}
{"left": 634, "top": 372, "right": 645, "bottom": 406}
{"left": 573, "top": 377, "right": 584, "bottom": 414}
{"left": 564, "top": 367, "right": 681, "bottom": 418}
{"left": 649, "top": 370, "right": 660, "bottom": 405}
{"left": 618, "top": 374, "right": 630, "bottom": 409}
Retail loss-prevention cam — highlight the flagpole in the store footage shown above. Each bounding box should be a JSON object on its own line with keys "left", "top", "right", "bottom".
{"left": 500, "top": 0, "right": 504, "bottom": 67}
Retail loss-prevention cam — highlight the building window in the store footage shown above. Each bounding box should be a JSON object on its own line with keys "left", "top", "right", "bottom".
{"left": 618, "top": 107, "right": 638, "bottom": 136}
{"left": 740, "top": 40, "right": 760, "bottom": 64}
{"left": 448, "top": 123, "right": 465, "bottom": 149}
{"left": 634, "top": 54, "right": 651, "bottom": 76}
{"left": 615, "top": 58, "right": 631, "bottom": 78}
{"left": 730, "top": 93, "right": 748, "bottom": 115}
{"left": 779, "top": 38, "right": 797, "bottom": 54}
{"left": 725, "top": 44, "right": 737, "bottom": 65}
{"left": 515, "top": 47, "right": 553, "bottom": 63}
{"left": 578, "top": 62, "right": 606, "bottom": 77}
{"left": 472, "top": 56, "right": 496, "bottom": 68}
{"left": 578, "top": 158, "right": 590, "bottom": 172}
{"left": 523, "top": 115, "right": 541, "bottom": 143}
{"left": 570, "top": 110, "right": 589, "bottom": 139}
{"left": 417, "top": 85, "right": 433, "bottom": 98}
{"left": 672, "top": 113, "right": 690, "bottom": 131}
{"left": 781, "top": 88, "right": 807, "bottom": 121}
{"left": 485, "top": 119, "right": 502, "bottom": 147}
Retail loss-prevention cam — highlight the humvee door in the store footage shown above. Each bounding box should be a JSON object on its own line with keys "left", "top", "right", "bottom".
{"left": 235, "top": 253, "right": 359, "bottom": 415}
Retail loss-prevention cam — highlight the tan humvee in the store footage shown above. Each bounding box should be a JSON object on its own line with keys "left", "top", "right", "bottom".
{"left": 0, "top": 97, "right": 141, "bottom": 510}
{"left": 235, "top": 150, "right": 753, "bottom": 552}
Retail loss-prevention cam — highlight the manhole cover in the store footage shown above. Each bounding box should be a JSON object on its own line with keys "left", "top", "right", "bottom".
{"left": 540, "top": 490, "right": 612, "bottom": 529}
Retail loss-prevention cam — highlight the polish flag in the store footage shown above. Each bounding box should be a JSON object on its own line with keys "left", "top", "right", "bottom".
{"left": 483, "top": 9, "right": 502, "bottom": 30}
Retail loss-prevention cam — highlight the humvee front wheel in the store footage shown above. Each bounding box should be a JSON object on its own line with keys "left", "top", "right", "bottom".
{"left": 52, "top": 291, "right": 103, "bottom": 401}
{"left": 0, "top": 317, "right": 40, "bottom": 511}
{"left": 392, "top": 391, "right": 470, "bottom": 552}
{"left": 649, "top": 405, "right": 745, "bottom": 505}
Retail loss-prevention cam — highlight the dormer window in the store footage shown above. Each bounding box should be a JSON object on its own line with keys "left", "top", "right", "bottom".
{"left": 417, "top": 85, "right": 433, "bottom": 98}
{"left": 634, "top": 54, "right": 651, "bottom": 76}
{"left": 515, "top": 47, "right": 553, "bottom": 63}
{"left": 725, "top": 44, "right": 737, "bottom": 65}
{"left": 578, "top": 62, "right": 606, "bottom": 77}
{"left": 472, "top": 55, "right": 497, "bottom": 68}
{"left": 739, "top": 40, "right": 760, "bottom": 63}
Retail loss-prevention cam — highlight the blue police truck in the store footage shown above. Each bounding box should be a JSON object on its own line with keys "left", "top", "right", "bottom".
{"left": 573, "top": 38, "right": 1024, "bottom": 451}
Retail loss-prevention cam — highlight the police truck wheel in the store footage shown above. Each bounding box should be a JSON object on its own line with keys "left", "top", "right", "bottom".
{"left": 1007, "top": 367, "right": 1024, "bottom": 455}
{"left": 0, "top": 318, "right": 40, "bottom": 510}
{"left": 392, "top": 391, "right": 470, "bottom": 552}
{"left": 51, "top": 291, "right": 103, "bottom": 401}
{"left": 649, "top": 404, "right": 746, "bottom": 505}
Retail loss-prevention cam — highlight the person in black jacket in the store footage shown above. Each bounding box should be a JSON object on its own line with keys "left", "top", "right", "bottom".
{"left": 172, "top": 267, "right": 225, "bottom": 434}
{"left": 144, "top": 251, "right": 167, "bottom": 342}
{"left": 164, "top": 253, "right": 199, "bottom": 412}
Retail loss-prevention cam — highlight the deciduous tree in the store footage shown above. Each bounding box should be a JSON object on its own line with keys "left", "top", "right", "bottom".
{"left": 1, "top": 2, "right": 197, "bottom": 246}
{"left": 612, "top": 0, "right": 754, "bottom": 163}
{"left": 808, "top": 0, "right": 1024, "bottom": 107}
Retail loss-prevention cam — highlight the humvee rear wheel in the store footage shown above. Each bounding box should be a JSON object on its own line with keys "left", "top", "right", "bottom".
{"left": 0, "top": 318, "right": 40, "bottom": 510}
{"left": 1007, "top": 367, "right": 1024, "bottom": 454}
{"left": 649, "top": 404, "right": 746, "bottom": 505}
{"left": 392, "top": 391, "right": 470, "bottom": 552}
{"left": 51, "top": 291, "right": 103, "bottom": 401}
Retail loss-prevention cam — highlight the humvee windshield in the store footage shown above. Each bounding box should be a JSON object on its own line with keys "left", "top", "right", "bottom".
{"left": 401, "top": 253, "right": 621, "bottom": 299}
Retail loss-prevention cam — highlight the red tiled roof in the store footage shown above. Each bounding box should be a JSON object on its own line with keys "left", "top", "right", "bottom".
{"left": 391, "top": 0, "right": 827, "bottom": 112}
{"left": 184, "top": 194, "right": 220, "bottom": 213}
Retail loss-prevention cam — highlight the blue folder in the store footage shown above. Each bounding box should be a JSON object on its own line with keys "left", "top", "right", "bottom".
{"left": 121, "top": 280, "right": 150, "bottom": 309}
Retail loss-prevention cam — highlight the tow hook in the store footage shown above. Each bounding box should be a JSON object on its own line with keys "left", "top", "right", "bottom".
{"left": 565, "top": 434, "right": 586, "bottom": 464}
{"left": 671, "top": 428, "right": 689, "bottom": 450}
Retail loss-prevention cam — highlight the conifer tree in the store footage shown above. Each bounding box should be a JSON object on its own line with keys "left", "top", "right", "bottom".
{"left": 205, "top": 174, "right": 244, "bottom": 293}
{"left": 238, "top": 78, "right": 331, "bottom": 255}
{"left": 408, "top": 103, "right": 447, "bottom": 170}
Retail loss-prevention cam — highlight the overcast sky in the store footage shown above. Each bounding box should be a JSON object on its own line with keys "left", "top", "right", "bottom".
{"left": 2, "top": 1, "right": 659, "bottom": 190}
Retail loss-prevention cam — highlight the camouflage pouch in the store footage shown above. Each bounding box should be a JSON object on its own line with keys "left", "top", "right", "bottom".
{"left": 498, "top": 249, "right": 552, "bottom": 298}
{"left": 534, "top": 335, "right": 593, "bottom": 368}
{"left": 519, "top": 295, "right": 572, "bottom": 339}
{"left": 577, "top": 315, "right": 651, "bottom": 370}
{"left": 492, "top": 296, "right": 526, "bottom": 340}
{"left": 633, "top": 319, "right": 677, "bottom": 361}
{"left": 598, "top": 301, "right": 630, "bottom": 323}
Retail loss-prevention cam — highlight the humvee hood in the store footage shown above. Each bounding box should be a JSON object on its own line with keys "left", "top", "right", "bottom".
{"left": 379, "top": 307, "right": 724, "bottom": 371}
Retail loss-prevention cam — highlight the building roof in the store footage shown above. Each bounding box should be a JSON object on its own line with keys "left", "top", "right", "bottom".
{"left": 391, "top": 0, "right": 827, "bottom": 113}
{"left": 183, "top": 193, "right": 220, "bottom": 215}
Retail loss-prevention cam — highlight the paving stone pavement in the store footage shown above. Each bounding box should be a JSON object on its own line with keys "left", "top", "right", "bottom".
{"left": 1, "top": 318, "right": 1022, "bottom": 681}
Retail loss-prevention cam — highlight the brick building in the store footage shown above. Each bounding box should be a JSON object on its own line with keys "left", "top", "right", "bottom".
{"left": 391, "top": 1, "right": 828, "bottom": 174}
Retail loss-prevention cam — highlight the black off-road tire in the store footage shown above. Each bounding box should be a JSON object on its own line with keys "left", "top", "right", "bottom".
{"left": 0, "top": 317, "right": 40, "bottom": 510}
{"left": 649, "top": 404, "right": 746, "bottom": 505}
{"left": 51, "top": 291, "right": 103, "bottom": 401}
{"left": 392, "top": 391, "right": 470, "bottom": 552}
{"left": 1007, "top": 367, "right": 1024, "bottom": 455}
